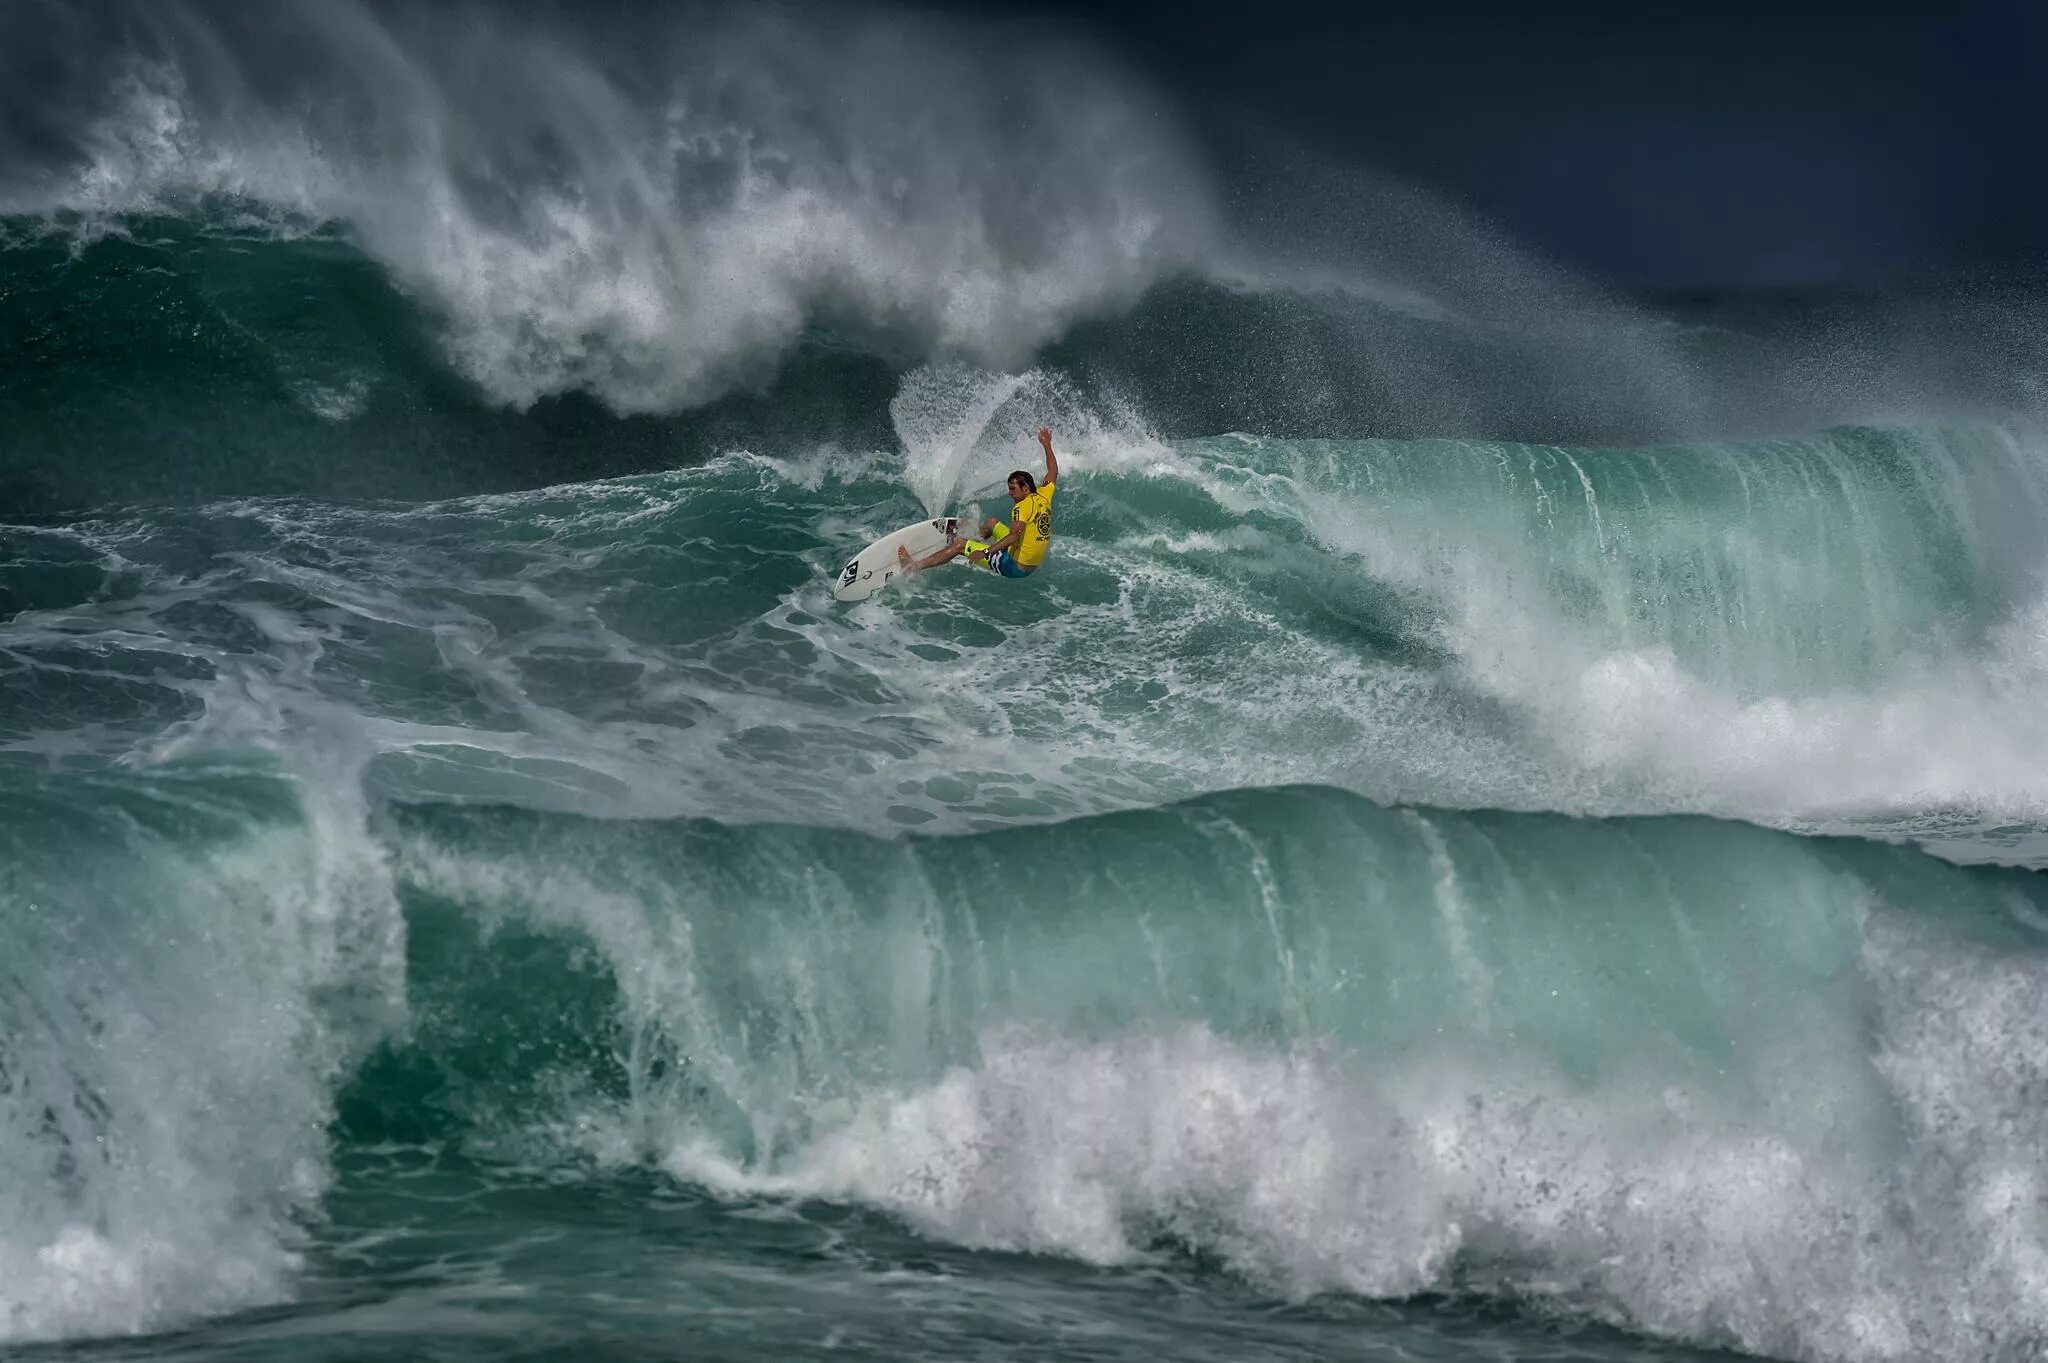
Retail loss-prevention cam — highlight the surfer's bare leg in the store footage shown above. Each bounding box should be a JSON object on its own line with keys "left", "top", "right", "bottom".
{"left": 900, "top": 537, "right": 967, "bottom": 573}
{"left": 896, "top": 511, "right": 1006, "bottom": 573}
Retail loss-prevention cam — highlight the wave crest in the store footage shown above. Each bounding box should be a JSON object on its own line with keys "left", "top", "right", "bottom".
{"left": 2, "top": 0, "right": 1212, "bottom": 411}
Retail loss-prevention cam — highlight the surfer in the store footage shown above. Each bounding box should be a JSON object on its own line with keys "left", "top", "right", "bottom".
{"left": 900, "top": 426, "right": 1059, "bottom": 578}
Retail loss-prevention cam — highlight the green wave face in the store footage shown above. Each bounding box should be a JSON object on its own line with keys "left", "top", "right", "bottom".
{"left": 378, "top": 788, "right": 2040, "bottom": 1153}
{"left": 0, "top": 220, "right": 911, "bottom": 511}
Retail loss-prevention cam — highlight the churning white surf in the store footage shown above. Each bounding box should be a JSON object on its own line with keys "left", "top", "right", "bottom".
{"left": 0, "top": 765, "right": 406, "bottom": 1344}
{"left": 18, "top": 396, "right": 2048, "bottom": 842}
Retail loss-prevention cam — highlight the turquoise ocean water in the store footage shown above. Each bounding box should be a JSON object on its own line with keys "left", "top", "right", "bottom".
{"left": 7, "top": 5, "right": 2048, "bottom": 1361}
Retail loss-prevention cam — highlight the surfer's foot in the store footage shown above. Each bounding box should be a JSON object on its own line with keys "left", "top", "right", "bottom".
{"left": 897, "top": 546, "right": 918, "bottom": 573}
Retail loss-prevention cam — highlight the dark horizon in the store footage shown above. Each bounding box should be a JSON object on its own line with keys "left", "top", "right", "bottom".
{"left": 954, "top": 0, "right": 2048, "bottom": 296}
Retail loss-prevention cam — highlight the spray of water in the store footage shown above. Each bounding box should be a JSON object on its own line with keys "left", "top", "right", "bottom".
{"left": 0, "top": 0, "right": 1215, "bottom": 412}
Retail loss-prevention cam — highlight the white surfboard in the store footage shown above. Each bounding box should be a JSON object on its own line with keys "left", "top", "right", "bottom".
{"left": 833, "top": 516, "right": 960, "bottom": 602}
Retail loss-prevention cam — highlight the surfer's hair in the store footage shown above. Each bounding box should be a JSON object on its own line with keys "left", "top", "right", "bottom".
{"left": 1008, "top": 470, "right": 1037, "bottom": 491}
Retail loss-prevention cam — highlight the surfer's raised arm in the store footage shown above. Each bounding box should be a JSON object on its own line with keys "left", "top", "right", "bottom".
{"left": 1038, "top": 426, "right": 1059, "bottom": 487}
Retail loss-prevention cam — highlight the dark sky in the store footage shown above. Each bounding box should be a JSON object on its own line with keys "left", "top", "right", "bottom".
{"left": 976, "top": 0, "right": 2048, "bottom": 292}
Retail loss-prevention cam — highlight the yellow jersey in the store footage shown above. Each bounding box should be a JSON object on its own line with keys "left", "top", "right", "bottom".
{"left": 1009, "top": 482, "right": 1056, "bottom": 567}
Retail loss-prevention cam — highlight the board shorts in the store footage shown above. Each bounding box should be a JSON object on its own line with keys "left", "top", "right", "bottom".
{"left": 987, "top": 549, "right": 1034, "bottom": 578}
{"left": 973, "top": 521, "right": 1037, "bottom": 577}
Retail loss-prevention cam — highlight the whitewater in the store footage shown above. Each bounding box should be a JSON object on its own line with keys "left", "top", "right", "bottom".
{"left": 6, "top": 3, "right": 2048, "bottom": 1362}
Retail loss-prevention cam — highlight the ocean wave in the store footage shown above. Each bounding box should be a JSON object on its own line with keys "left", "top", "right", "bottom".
{"left": 0, "top": 763, "right": 404, "bottom": 1344}
{"left": 11, "top": 396, "right": 2048, "bottom": 1349}
{"left": 0, "top": 0, "right": 1210, "bottom": 415}
{"left": 16, "top": 0, "right": 2009, "bottom": 517}
{"left": 374, "top": 786, "right": 2048, "bottom": 1361}
{"left": 8, "top": 414, "right": 2048, "bottom": 848}
{"left": 12, "top": 764, "right": 2042, "bottom": 1357}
